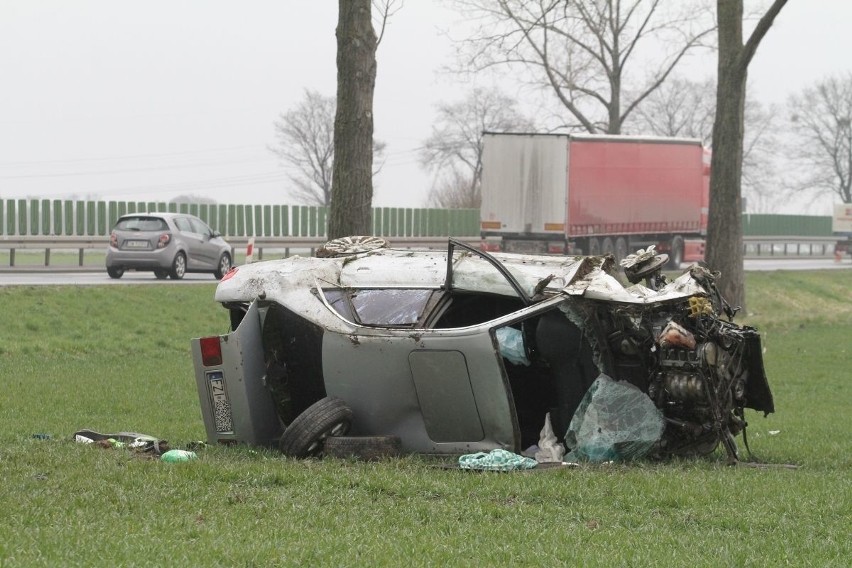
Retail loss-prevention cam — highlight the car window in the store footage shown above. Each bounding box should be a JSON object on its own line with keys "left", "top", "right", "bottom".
{"left": 189, "top": 218, "right": 211, "bottom": 235}
{"left": 174, "top": 217, "right": 192, "bottom": 233}
{"left": 323, "top": 290, "right": 355, "bottom": 322}
{"left": 115, "top": 217, "right": 168, "bottom": 231}
{"left": 322, "top": 289, "right": 433, "bottom": 327}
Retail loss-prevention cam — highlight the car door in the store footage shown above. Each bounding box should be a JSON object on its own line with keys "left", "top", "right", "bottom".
{"left": 188, "top": 217, "right": 223, "bottom": 268}
{"left": 318, "top": 286, "right": 527, "bottom": 454}
{"left": 173, "top": 216, "right": 204, "bottom": 269}
{"left": 321, "top": 320, "right": 518, "bottom": 455}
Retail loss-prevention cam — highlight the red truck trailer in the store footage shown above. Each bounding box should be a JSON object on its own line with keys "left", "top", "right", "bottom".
{"left": 480, "top": 132, "right": 710, "bottom": 267}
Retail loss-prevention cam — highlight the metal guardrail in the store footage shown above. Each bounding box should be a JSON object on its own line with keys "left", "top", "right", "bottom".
{"left": 0, "top": 235, "right": 841, "bottom": 269}
{"left": 742, "top": 236, "right": 840, "bottom": 258}
{"left": 0, "top": 236, "right": 482, "bottom": 268}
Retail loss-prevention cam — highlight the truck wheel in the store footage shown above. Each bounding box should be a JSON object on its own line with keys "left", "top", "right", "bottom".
{"left": 279, "top": 397, "right": 353, "bottom": 458}
{"left": 668, "top": 235, "right": 684, "bottom": 269}
{"left": 602, "top": 237, "right": 615, "bottom": 256}
{"left": 615, "top": 237, "right": 628, "bottom": 265}
{"left": 588, "top": 238, "right": 601, "bottom": 256}
{"left": 324, "top": 435, "right": 402, "bottom": 461}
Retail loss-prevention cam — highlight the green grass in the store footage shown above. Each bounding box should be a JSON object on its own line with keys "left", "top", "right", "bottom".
{"left": 1, "top": 273, "right": 850, "bottom": 566}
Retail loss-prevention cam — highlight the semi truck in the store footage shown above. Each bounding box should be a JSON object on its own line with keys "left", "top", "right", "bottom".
{"left": 479, "top": 132, "right": 710, "bottom": 267}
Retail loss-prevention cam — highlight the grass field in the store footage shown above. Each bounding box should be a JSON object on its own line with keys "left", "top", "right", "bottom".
{"left": 1, "top": 271, "right": 850, "bottom": 566}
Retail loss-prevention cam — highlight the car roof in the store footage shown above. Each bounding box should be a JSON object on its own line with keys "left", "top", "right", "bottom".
{"left": 215, "top": 244, "right": 710, "bottom": 333}
{"left": 215, "top": 246, "right": 600, "bottom": 319}
{"left": 117, "top": 212, "right": 195, "bottom": 220}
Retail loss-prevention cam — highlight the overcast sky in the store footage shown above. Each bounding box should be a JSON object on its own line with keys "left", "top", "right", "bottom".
{"left": 1, "top": 1, "right": 850, "bottom": 214}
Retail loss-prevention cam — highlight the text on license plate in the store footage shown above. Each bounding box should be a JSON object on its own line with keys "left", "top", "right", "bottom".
{"left": 207, "top": 371, "right": 234, "bottom": 434}
{"left": 124, "top": 240, "right": 150, "bottom": 249}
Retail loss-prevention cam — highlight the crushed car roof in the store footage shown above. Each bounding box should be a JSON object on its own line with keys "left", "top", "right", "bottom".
{"left": 216, "top": 245, "right": 709, "bottom": 316}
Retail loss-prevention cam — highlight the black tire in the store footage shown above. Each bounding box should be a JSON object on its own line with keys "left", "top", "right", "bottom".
{"left": 169, "top": 252, "right": 186, "bottom": 280}
{"left": 154, "top": 269, "right": 169, "bottom": 280}
{"left": 213, "top": 252, "right": 232, "bottom": 280}
{"left": 107, "top": 267, "right": 124, "bottom": 279}
{"left": 279, "top": 397, "right": 353, "bottom": 458}
{"left": 324, "top": 436, "right": 402, "bottom": 461}
{"left": 668, "top": 235, "right": 684, "bottom": 269}
{"left": 615, "top": 237, "right": 628, "bottom": 265}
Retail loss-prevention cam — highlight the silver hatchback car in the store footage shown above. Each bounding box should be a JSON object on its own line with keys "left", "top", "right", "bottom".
{"left": 191, "top": 237, "right": 773, "bottom": 464}
{"left": 106, "top": 212, "right": 232, "bottom": 280}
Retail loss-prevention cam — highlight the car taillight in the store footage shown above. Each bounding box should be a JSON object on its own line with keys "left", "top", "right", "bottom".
{"left": 157, "top": 233, "right": 171, "bottom": 248}
{"left": 109, "top": 232, "right": 118, "bottom": 248}
{"left": 199, "top": 336, "right": 223, "bottom": 366}
{"left": 221, "top": 267, "right": 238, "bottom": 281}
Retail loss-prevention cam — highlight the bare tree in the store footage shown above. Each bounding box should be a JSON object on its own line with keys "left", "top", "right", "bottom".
{"left": 629, "top": 76, "right": 716, "bottom": 144}
{"left": 629, "top": 75, "right": 783, "bottom": 212}
{"left": 426, "top": 167, "right": 481, "bottom": 209}
{"left": 420, "top": 87, "right": 534, "bottom": 208}
{"left": 270, "top": 90, "right": 386, "bottom": 206}
{"left": 787, "top": 73, "right": 852, "bottom": 204}
{"left": 453, "top": 0, "right": 715, "bottom": 134}
{"left": 270, "top": 90, "right": 335, "bottom": 206}
{"left": 706, "top": 0, "right": 788, "bottom": 311}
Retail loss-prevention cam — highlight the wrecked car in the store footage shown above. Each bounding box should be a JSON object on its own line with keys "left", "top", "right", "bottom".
{"left": 191, "top": 237, "right": 773, "bottom": 463}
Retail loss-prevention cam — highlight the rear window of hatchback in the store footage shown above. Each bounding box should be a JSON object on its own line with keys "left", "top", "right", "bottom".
{"left": 115, "top": 217, "right": 169, "bottom": 231}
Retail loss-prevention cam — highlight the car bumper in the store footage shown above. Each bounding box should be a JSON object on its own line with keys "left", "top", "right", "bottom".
{"left": 105, "top": 247, "right": 174, "bottom": 270}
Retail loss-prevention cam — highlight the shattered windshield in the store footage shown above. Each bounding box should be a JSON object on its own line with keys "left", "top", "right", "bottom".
{"left": 323, "top": 289, "right": 433, "bottom": 327}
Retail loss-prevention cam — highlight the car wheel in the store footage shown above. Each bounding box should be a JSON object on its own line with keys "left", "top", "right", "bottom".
{"left": 169, "top": 252, "right": 186, "bottom": 280}
{"left": 279, "top": 397, "right": 353, "bottom": 458}
{"left": 316, "top": 236, "right": 389, "bottom": 257}
{"left": 324, "top": 435, "right": 402, "bottom": 461}
{"left": 213, "top": 252, "right": 232, "bottom": 280}
{"left": 154, "top": 269, "right": 169, "bottom": 280}
{"left": 107, "top": 267, "right": 124, "bottom": 279}
{"left": 668, "top": 235, "right": 684, "bottom": 269}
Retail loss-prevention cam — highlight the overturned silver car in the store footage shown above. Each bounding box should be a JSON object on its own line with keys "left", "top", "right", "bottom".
{"left": 191, "top": 237, "right": 773, "bottom": 463}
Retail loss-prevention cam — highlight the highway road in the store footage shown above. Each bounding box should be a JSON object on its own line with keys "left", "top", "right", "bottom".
{"left": 0, "top": 257, "right": 849, "bottom": 286}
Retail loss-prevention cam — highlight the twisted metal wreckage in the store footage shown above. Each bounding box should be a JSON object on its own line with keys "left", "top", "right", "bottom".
{"left": 192, "top": 237, "right": 774, "bottom": 465}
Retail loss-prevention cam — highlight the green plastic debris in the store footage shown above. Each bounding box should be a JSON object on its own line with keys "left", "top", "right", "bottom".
{"left": 161, "top": 449, "right": 197, "bottom": 463}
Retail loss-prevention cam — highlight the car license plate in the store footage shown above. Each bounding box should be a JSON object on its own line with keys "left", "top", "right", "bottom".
{"left": 124, "top": 240, "right": 150, "bottom": 249}
{"left": 207, "top": 371, "right": 234, "bottom": 434}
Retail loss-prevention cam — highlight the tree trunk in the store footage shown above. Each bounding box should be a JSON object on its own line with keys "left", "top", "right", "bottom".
{"left": 706, "top": 0, "right": 787, "bottom": 312}
{"left": 328, "top": 0, "right": 377, "bottom": 239}
{"left": 706, "top": 0, "right": 747, "bottom": 310}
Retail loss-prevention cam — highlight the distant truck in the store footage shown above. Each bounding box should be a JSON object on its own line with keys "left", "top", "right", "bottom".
{"left": 480, "top": 132, "right": 710, "bottom": 267}
{"left": 832, "top": 203, "right": 852, "bottom": 257}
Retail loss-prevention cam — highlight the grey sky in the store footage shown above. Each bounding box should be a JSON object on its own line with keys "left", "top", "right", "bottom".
{"left": 0, "top": 1, "right": 849, "bottom": 213}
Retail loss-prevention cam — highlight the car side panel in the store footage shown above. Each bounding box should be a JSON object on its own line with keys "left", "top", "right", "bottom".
{"left": 321, "top": 329, "right": 518, "bottom": 454}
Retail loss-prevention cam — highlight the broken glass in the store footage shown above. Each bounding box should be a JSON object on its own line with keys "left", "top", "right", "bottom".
{"left": 564, "top": 374, "right": 665, "bottom": 462}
